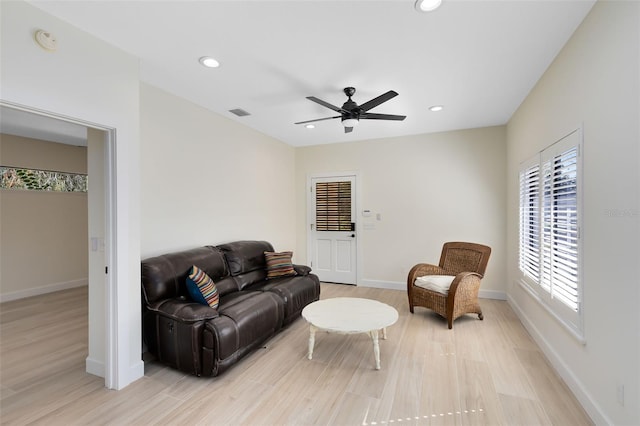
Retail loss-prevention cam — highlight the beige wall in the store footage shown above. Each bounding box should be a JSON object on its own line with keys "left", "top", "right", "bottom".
{"left": 86, "top": 128, "right": 107, "bottom": 376}
{"left": 140, "top": 83, "right": 297, "bottom": 258}
{"left": 295, "top": 126, "right": 507, "bottom": 296}
{"left": 0, "top": 134, "right": 88, "bottom": 300}
{"left": 506, "top": 1, "right": 639, "bottom": 424}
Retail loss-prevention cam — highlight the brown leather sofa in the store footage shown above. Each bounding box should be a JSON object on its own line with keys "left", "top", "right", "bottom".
{"left": 141, "top": 240, "right": 320, "bottom": 376}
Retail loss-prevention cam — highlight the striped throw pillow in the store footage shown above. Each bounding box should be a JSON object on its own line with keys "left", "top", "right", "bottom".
{"left": 186, "top": 265, "right": 219, "bottom": 309}
{"left": 264, "top": 251, "right": 297, "bottom": 279}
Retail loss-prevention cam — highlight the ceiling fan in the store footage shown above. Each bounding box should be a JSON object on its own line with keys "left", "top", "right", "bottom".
{"left": 295, "top": 87, "right": 406, "bottom": 133}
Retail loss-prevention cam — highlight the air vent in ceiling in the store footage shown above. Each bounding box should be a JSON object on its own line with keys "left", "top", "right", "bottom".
{"left": 229, "top": 108, "right": 251, "bottom": 117}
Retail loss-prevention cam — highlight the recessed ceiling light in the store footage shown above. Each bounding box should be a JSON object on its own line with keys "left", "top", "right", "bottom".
{"left": 415, "top": 0, "right": 442, "bottom": 12}
{"left": 429, "top": 105, "right": 444, "bottom": 112}
{"left": 199, "top": 56, "right": 220, "bottom": 68}
{"left": 305, "top": 124, "right": 315, "bottom": 129}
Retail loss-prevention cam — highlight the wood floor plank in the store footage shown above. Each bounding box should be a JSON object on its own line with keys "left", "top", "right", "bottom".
{"left": 474, "top": 303, "right": 539, "bottom": 400}
{"left": 71, "top": 376, "right": 170, "bottom": 424}
{"left": 418, "top": 341, "right": 463, "bottom": 426}
{"left": 374, "top": 312, "right": 426, "bottom": 424}
{"left": 328, "top": 391, "right": 379, "bottom": 426}
{"left": 499, "top": 393, "right": 552, "bottom": 425}
{"left": 0, "top": 363, "right": 103, "bottom": 424}
{"left": 287, "top": 328, "right": 375, "bottom": 425}
{"left": 345, "top": 312, "right": 408, "bottom": 400}
{"left": 456, "top": 358, "right": 507, "bottom": 426}
{"left": 240, "top": 360, "right": 327, "bottom": 425}
{"left": 515, "top": 347, "right": 592, "bottom": 425}
{"left": 491, "top": 299, "right": 540, "bottom": 352}
{"left": 0, "top": 283, "right": 593, "bottom": 425}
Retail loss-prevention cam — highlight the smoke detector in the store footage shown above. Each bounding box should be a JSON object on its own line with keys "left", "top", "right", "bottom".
{"left": 34, "top": 30, "right": 58, "bottom": 51}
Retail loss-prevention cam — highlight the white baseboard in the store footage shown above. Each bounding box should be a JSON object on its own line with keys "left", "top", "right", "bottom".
{"left": 120, "top": 360, "right": 145, "bottom": 390}
{"left": 86, "top": 356, "right": 105, "bottom": 378}
{"left": 359, "top": 279, "right": 507, "bottom": 300}
{"left": 507, "top": 295, "right": 609, "bottom": 426}
{"left": 359, "top": 279, "right": 405, "bottom": 291}
{"left": 89, "top": 356, "right": 145, "bottom": 387}
{"left": 479, "top": 289, "right": 507, "bottom": 300}
{"left": 0, "top": 278, "right": 88, "bottom": 303}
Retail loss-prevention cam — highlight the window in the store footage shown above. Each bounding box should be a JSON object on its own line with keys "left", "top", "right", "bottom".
{"left": 518, "top": 129, "right": 582, "bottom": 334}
{"left": 315, "top": 181, "right": 352, "bottom": 231}
{"left": 0, "top": 166, "right": 87, "bottom": 192}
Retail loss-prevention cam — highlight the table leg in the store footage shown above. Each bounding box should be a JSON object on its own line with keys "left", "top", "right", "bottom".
{"left": 382, "top": 327, "right": 387, "bottom": 340}
{"left": 308, "top": 324, "right": 316, "bottom": 360}
{"left": 369, "top": 330, "right": 381, "bottom": 370}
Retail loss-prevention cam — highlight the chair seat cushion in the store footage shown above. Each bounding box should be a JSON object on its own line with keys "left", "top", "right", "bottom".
{"left": 414, "top": 275, "right": 456, "bottom": 295}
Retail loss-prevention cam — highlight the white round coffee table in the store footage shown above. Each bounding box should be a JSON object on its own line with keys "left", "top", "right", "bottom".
{"left": 301, "top": 297, "right": 399, "bottom": 370}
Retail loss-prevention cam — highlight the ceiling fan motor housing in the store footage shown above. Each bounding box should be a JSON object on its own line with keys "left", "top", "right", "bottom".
{"left": 342, "top": 103, "right": 360, "bottom": 119}
{"left": 341, "top": 87, "right": 360, "bottom": 121}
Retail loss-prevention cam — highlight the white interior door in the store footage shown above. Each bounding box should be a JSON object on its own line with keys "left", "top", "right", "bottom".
{"left": 309, "top": 176, "right": 357, "bottom": 284}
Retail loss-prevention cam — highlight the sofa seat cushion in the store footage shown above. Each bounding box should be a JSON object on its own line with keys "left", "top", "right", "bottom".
{"left": 217, "top": 290, "right": 264, "bottom": 311}
{"left": 254, "top": 275, "right": 320, "bottom": 324}
{"left": 207, "top": 291, "right": 285, "bottom": 362}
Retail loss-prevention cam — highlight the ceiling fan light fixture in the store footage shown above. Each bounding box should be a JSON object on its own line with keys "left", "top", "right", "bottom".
{"left": 199, "top": 56, "right": 220, "bottom": 68}
{"left": 429, "top": 105, "right": 444, "bottom": 112}
{"left": 305, "top": 124, "right": 315, "bottom": 129}
{"left": 415, "top": 0, "right": 442, "bottom": 12}
{"left": 342, "top": 118, "right": 359, "bottom": 128}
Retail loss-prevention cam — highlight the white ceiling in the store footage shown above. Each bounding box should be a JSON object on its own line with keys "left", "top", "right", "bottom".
{"left": 24, "top": 0, "right": 595, "bottom": 147}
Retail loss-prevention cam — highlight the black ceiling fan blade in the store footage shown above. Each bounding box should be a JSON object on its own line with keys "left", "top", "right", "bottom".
{"left": 358, "top": 90, "right": 399, "bottom": 112}
{"left": 344, "top": 126, "right": 353, "bottom": 133}
{"left": 360, "top": 113, "right": 406, "bottom": 121}
{"left": 294, "top": 115, "right": 341, "bottom": 125}
{"left": 306, "top": 96, "right": 347, "bottom": 113}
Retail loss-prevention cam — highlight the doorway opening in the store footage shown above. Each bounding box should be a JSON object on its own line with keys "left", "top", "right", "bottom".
{"left": 0, "top": 101, "right": 117, "bottom": 388}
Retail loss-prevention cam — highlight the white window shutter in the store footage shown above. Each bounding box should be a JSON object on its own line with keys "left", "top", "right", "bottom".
{"left": 541, "top": 145, "right": 580, "bottom": 312}
{"left": 519, "top": 162, "right": 541, "bottom": 283}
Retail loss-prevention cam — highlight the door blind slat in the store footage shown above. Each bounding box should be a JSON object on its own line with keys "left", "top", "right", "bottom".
{"left": 316, "top": 181, "right": 352, "bottom": 231}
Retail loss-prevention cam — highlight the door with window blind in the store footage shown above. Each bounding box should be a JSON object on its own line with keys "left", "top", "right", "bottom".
{"left": 310, "top": 176, "right": 357, "bottom": 284}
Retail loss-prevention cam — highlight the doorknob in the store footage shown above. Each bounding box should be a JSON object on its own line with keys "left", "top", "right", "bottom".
{"left": 350, "top": 234, "right": 355, "bottom": 238}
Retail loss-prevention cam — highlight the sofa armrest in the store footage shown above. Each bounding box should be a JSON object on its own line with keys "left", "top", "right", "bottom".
{"left": 293, "top": 264, "right": 312, "bottom": 276}
{"left": 148, "top": 298, "right": 219, "bottom": 323}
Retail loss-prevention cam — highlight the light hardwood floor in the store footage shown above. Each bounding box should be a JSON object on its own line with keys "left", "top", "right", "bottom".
{"left": 0, "top": 284, "right": 592, "bottom": 425}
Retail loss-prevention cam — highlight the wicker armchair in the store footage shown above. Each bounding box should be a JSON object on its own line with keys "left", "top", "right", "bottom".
{"left": 407, "top": 242, "right": 491, "bottom": 329}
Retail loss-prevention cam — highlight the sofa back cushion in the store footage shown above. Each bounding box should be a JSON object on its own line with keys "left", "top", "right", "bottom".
{"left": 216, "top": 240, "right": 274, "bottom": 290}
{"left": 142, "top": 246, "right": 237, "bottom": 306}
